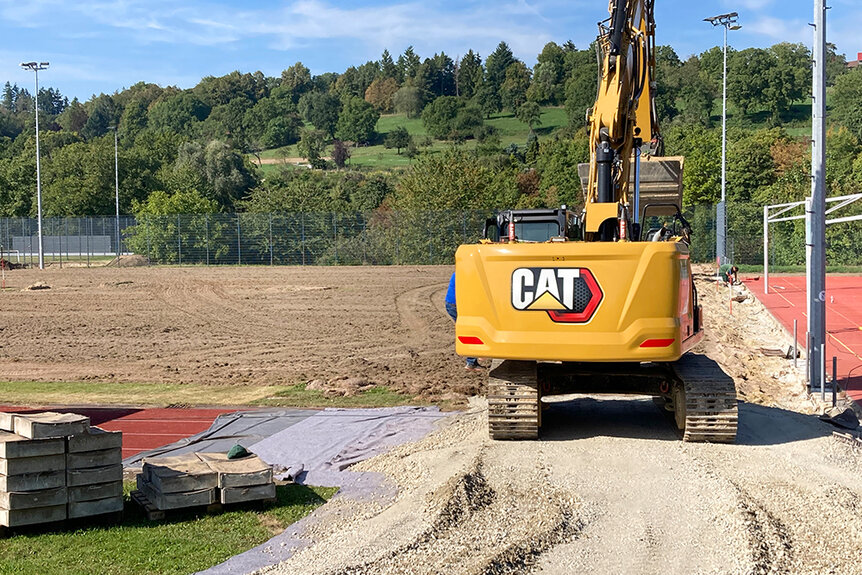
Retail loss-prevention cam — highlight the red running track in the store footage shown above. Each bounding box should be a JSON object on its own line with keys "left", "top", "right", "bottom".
{"left": 745, "top": 275, "right": 862, "bottom": 406}
{"left": 0, "top": 406, "right": 237, "bottom": 459}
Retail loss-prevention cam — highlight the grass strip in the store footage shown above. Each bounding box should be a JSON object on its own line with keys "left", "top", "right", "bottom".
{"left": 0, "top": 482, "right": 337, "bottom": 575}
{"left": 0, "top": 380, "right": 414, "bottom": 409}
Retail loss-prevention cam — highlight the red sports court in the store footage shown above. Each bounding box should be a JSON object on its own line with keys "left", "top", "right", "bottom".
{"left": 745, "top": 275, "right": 862, "bottom": 406}
{"left": 0, "top": 406, "right": 236, "bottom": 459}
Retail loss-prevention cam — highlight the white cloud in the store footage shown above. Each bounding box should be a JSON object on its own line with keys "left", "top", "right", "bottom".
{"left": 746, "top": 16, "right": 810, "bottom": 44}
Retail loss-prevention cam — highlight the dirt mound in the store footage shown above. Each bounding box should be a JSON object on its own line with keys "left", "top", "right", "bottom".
{"left": 105, "top": 254, "right": 149, "bottom": 267}
{"left": 24, "top": 281, "right": 50, "bottom": 291}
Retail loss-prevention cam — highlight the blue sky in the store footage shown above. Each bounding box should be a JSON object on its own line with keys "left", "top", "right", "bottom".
{"left": 1, "top": 0, "right": 860, "bottom": 101}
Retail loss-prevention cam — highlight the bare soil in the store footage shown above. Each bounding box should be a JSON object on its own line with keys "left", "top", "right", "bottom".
{"left": 0, "top": 265, "right": 480, "bottom": 403}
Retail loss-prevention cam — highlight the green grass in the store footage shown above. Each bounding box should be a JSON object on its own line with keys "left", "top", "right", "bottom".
{"left": 0, "top": 483, "right": 337, "bottom": 575}
{"left": 0, "top": 380, "right": 414, "bottom": 409}
{"left": 250, "top": 106, "right": 570, "bottom": 172}
{"left": 252, "top": 383, "right": 416, "bottom": 408}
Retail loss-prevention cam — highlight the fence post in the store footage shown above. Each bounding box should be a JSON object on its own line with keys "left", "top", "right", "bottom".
{"left": 333, "top": 212, "right": 338, "bottom": 265}
{"left": 236, "top": 214, "right": 242, "bottom": 266}
{"left": 269, "top": 213, "right": 273, "bottom": 266}
{"left": 362, "top": 213, "right": 368, "bottom": 265}
{"left": 205, "top": 214, "right": 210, "bottom": 266}
{"left": 86, "top": 217, "right": 91, "bottom": 268}
{"left": 301, "top": 213, "right": 306, "bottom": 266}
{"left": 177, "top": 214, "right": 182, "bottom": 265}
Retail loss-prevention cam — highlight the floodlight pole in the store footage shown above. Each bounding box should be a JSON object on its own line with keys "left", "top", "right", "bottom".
{"left": 20, "top": 61, "right": 49, "bottom": 269}
{"left": 808, "top": 0, "right": 827, "bottom": 391}
{"left": 705, "top": 13, "right": 740, "bottom": 268}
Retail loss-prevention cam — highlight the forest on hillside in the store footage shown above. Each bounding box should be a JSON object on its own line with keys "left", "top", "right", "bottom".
{"left": 1, "top": 40, "right": 862, "bottom": 225}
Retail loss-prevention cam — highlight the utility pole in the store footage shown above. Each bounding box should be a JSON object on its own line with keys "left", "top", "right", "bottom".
{"left": 704, "top": 13, "right": 741, "bottom": 267}
{"left": 808, "top": 0, "right": 827, "bottom": 391}
{"left": 111, "top": 127, "right": 121, "bottom": 264}
{"left": 20, "top": 61, "right": 49, "bottom": 270}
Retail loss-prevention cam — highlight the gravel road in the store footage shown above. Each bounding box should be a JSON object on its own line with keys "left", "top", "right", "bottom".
{"left": 263, "top": 395, "right": 862, "bottom": 575}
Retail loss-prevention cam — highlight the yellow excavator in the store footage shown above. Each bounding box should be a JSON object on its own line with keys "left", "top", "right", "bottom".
{"left": 454, "top": 0, "right": 738, "bottom": 442}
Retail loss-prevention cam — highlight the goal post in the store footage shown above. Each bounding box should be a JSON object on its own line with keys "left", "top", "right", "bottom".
{"left": 763, "top": 193, "right": 862, "bottom": 294}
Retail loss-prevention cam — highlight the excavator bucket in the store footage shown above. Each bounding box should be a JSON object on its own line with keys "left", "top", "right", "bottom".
{"left": 577, "top": 156, "right": 685, "bottom": 221}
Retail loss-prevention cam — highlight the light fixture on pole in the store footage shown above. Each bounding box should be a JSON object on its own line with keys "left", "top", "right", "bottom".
{"left": 704, "top": 12, "right": 741, "bottom": 268}
{"left": 110, "top": 126, "right": 121, "bottom": 264}
{"left": 19, "top": 61, "right": 49, "bottom": 270}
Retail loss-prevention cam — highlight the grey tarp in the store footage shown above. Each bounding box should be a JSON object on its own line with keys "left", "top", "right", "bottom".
{"left": 199, "top": 406, "right": 449, "bottom": 575}
{"left": 122, "top": 409, "right": 315, "bottom": 467}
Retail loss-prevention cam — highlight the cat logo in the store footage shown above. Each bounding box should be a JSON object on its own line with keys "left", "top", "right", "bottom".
{"left": 511, "top": 267, "right": 603, "bottom": 323}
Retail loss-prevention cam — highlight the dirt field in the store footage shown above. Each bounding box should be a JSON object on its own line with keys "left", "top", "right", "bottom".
{"left": 2, "top": 264, "right": 862, "bottom": 574}
{"left": 0, "top": 264, "right": 828, "bottom": 410}
{"left": 0, "top": 265, "right": 480, "bottom": 403}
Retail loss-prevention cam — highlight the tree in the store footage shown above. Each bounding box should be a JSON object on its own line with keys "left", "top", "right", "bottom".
{"left": 148, "top": 91, "right": 210, "bottom": 134}
{"left": 280, "top": 62, "right": 312, "bottom": 102}
{"left": 476, "top": 82, "right": 502, "bottom": 119}
{"left": 563, "top": 47, "right": 597, "bottom": 126}
{"left": 501, "top": 62, "right": 531, "bottom": 111}
{"left": 394, "top": 150, "right": 518, "bottom": 211}
{"left": 832, "top": 68, "right": 862, "bottom": 140}
{"left": 167, "top": 140, "right": 257, "bottom": 210}
{"left": 421, "top": 96, "right": 463, "bottom": 139}
{"left": 81, "top": 94, "right": 117, "bottom": 140}
{"left": 384, "top": 126, "right": 411, "bottom": 154}
{"left": 392, "top": 86, "right": 424, "bottom": 118}
{"left": 766, "top": 43, "right": 810, "bottom": 121}
{"left": 486, "top": 42, "right": 515, "bottom": 94}
{"left": 458, "top": 50, "right": 483, "bottom": 99}
{"left": 516, "top": 101, "right": 542, "bottom": 130}
{"left": 297, "top": 128, "right": 327, "bottom": 165}
{"left": 332, "top": 139, "right": 350, "bottom": 169}
{"left": 380, "top": 49, "right": 400, "bottom": 81}
{"left": 727, "top": 48, "right": 772, "bottom": 117}
{"left": 336, "top": 96, "right": 380, "bottom": 144}
{"left": 57, "top": 98, "right": 89, "bottom": 133}
{"left": 825, "top": 43, "right": 847, "bottom": 87}
{"left": 298, "top": 92, "right": 341, "bottom": 137}
{"left": 365, "top": 77, "right": 399, "bottom": 113}
{"left": 676, "top": 56, "right": 711, "bottom": 125}
{"left": 397, "top": 46, "right": 422, "bottom": 84}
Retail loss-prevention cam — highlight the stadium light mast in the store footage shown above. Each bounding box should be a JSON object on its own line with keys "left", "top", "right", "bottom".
{"left": 808, "top": 0, "right": 827, "bottom": 393}
{"left": 704, "top": 12, "right": 741, "bottom": 268}
{"left": 20, "top": 61, "right": 49, "bottom": 269}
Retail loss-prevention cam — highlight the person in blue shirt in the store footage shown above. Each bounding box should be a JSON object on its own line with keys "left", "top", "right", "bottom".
{"left": 445, "top": 273, "right": 482, "bottom": 371}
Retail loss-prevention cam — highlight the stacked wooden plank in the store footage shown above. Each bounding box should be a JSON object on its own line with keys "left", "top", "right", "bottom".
{"left": 0, "top": 412, "right": 123, "bottom": 528}
{"left": 197, "top": 452, "right": 275, "bottom": 504}
{"left": 66, "top": 426, "right": 123, "bottom": 519}
{"left": 135, "top": 451, "right": 275, "bottom": 513}
{"left": 137, "top": 454, "right": 218, "bottom": 511}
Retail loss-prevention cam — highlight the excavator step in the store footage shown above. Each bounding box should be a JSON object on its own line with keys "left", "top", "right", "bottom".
{"left": 487, "top": 360, "right": 540, "bottom": 440}
{"left": 672, "top": 354, "right": 738, "bottom": 443}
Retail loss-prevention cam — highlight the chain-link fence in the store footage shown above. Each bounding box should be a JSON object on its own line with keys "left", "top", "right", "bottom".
{"left": 1, "top": 204, "right": 859, "bottom": 268}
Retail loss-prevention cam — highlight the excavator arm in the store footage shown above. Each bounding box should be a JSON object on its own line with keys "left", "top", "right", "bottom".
{"left": 585, "top": 0, "right": 659, "bottom": 240}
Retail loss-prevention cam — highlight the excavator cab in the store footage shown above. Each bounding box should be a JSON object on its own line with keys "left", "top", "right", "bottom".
{"left": 483, "top": 208, "right": 582, "bottom": 243}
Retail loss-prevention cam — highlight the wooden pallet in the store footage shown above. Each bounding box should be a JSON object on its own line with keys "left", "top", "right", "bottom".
{"left": 130, "top": 489, "right": 223, "bottom": 521}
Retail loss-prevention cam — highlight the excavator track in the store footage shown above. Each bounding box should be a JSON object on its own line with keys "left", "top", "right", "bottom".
{"left": 487, "top": 360, "right": 540, "bottom": 440}
{"left": 671, "top": 353, "right": 738, "bottom": 443}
